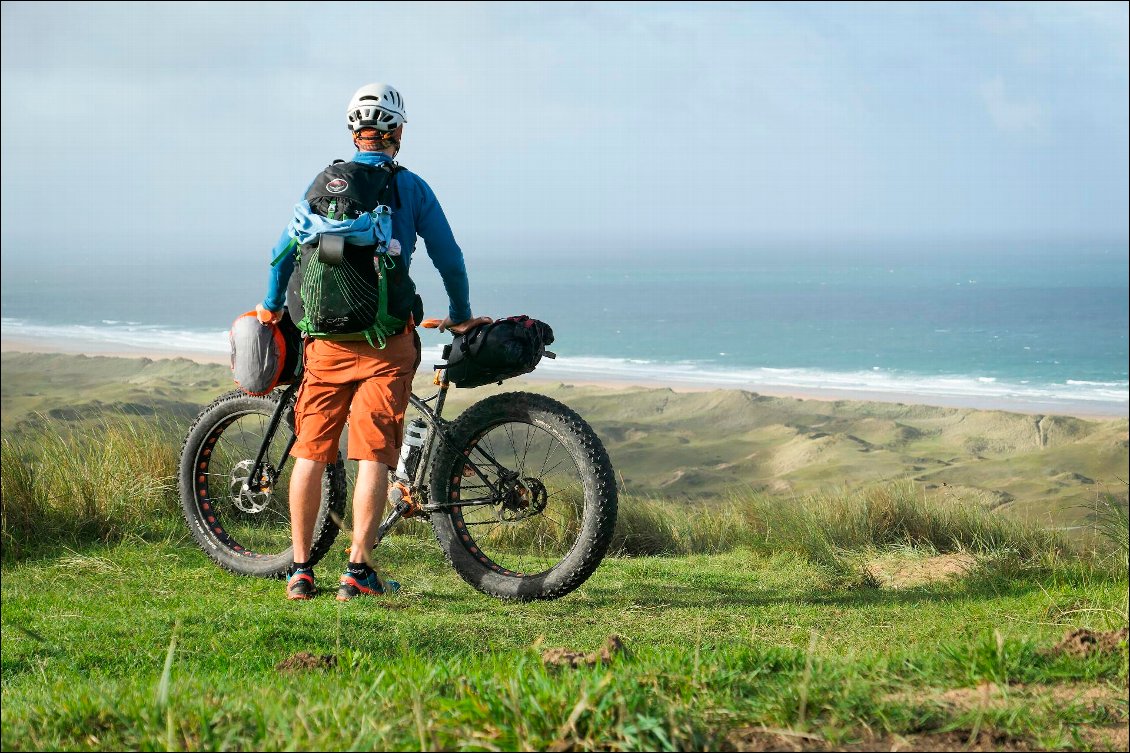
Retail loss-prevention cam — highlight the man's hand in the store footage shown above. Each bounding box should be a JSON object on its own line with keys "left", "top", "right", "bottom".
{"left": 439, "top": 315, "right": 493, "bottom": 335}
{"left": 255, "top": 303, "right": 282, "bottom": 325}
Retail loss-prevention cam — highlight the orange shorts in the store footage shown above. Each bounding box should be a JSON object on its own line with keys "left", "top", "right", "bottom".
{"left": 291, "top": 330, "right": 420, "bottom": 466}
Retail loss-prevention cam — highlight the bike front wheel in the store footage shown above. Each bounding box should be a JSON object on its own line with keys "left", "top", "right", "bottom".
{"left": 178, "top": 389, "right": 346, "bottom": 578}
{"left": 428, "top": 391, "right": 618, "bottom": 600}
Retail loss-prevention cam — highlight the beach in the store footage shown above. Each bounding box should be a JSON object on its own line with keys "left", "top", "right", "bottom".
{"left": 3, "top": 336, "right": 1125, "bottom": 419}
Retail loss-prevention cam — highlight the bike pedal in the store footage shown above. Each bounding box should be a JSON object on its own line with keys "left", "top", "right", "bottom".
{"left": 391, "top": 482, "right": 422, "bottom": 518}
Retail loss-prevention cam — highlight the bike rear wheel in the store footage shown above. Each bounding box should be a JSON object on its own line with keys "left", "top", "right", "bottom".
{"left": 178, "top": 389, "right": 346, "bottom": 578}
{"left": 428, "top": 391, "right": 618, "bottom": 600}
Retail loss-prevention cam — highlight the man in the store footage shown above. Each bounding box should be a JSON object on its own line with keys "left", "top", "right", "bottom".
{"left": 256, "top": 83, "right": 490, "bottom": 601}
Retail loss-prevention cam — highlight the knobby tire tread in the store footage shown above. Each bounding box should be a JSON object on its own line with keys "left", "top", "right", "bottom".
{"left": 178, "top": 389, "right": 345, "bottom": 578}
{"left": 428, "top": 391, "right": 618, "bottom": 601}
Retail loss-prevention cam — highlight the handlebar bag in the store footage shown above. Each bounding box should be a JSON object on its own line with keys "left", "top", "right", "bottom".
{"left": 229, "top": 308, "right": 303, "bottom": 396}
{"left": 440, "top": 315, "right": 555, "bottom": 389}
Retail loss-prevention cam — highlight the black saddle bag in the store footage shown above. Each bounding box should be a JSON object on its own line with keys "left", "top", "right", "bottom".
{"left": 440, "top": 315, "right": 555, "bottom": 388}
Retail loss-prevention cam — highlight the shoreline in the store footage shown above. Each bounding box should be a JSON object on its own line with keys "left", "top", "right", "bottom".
{"left": 3, "top": 337, "right": 1126, "bottom": 420}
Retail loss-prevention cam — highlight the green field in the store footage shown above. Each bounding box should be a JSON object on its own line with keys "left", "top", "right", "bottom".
{"left": 2, "top": 352, "right": 1128, "bottom": 751}
{"left": 2, "top": 536, "right": 1127, "bottom": 751}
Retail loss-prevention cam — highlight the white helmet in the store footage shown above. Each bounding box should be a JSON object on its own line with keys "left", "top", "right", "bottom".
{"left": 346, "top": 83, "right": 407, "bottom": 133}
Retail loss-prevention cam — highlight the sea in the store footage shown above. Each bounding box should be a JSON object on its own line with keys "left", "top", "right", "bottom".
{"left": 2, "top": 240, "right": 1127, "bottom": 416}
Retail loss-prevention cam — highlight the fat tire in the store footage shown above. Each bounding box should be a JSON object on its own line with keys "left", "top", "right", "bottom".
{"left": 428, "top": 391, "right": 617, "bottom": 600}
{"left": 178, "top": 389, "right": 346, "bottom": 578}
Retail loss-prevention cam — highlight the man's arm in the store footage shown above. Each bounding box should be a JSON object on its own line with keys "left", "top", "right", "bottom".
{"left": 256, "top": 228, "right": 295, "bottom": 323}
{"left": 413, "top": 176, "right": 473, "bottom": 324}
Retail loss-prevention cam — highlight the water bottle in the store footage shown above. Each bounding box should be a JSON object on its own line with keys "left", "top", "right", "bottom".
{"left": 395, "top": 418, "right": 428, "bottom": 482}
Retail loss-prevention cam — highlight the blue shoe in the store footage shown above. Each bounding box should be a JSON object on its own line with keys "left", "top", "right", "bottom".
{"left": 286, "top": 566, "right": 317, "bottom": 601}
{"left": 336, "top": 568, "right": 400, "bottom": 601}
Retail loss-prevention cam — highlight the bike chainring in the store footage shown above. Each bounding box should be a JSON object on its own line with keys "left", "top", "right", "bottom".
{"left": 229, "top": 459, "right": 276, "bottom": 514}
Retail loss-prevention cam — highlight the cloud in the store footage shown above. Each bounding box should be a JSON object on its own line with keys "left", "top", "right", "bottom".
{"left": 978, "top": 76, "right": 1043, "bottom": 134}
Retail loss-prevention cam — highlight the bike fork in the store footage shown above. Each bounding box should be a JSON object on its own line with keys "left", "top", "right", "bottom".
{"left": 246, "top": 381, "right": 301, "bottom": 493}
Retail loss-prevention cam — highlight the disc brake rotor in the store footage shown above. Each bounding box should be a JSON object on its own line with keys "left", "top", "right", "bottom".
{"left": 229, "top": 459, "right": 276, "bottom": 514}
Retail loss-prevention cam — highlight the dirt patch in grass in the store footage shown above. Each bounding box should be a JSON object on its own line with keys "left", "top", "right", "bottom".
{"left": 541, "top": 635, "right": 625, "bottom": 669}
{"left": 866, "top": 682, "right": 1128, "bottom": 752}
{"left": 885, "top": 681, "right": 1126, "bottom": 714}
{"left": 1078, "top": 723, "right": 1130, "bottom": 752}
{"left": 1042, "top": 628, "right": 1129, "bottom": 659}
{"left": 864, "top": 552, "right": 977, "bottom": 589}
{"left": 725, "top": 728, "right": 1034, "bottom": 752}
{"left": 275, "top": 652, "right": 337, "bottom": 672}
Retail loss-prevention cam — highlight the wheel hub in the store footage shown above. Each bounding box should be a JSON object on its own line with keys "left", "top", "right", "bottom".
{"left": 497, "top": 476, "right": 548, "bottom": 522}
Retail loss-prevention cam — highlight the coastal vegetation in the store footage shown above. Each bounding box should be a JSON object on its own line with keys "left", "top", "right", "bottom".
{"left": 1, "top": 352, "right": 1127, "bottom": 750}
{"left": 4, "top": 352, "right": 1127, "bottom": 531}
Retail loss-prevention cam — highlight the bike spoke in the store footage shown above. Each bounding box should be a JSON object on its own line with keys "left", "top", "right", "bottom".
{"left": 449, "top": 419, "right": 585, "bottom": 576}
{"left": 537, "top": 437, "right": 556, "bottom": 477}
{"left": 502, "top": 423, "right": 519, "bottom": 466}
{"left": 519, "top": 424, "right": 535, "bottom": 475}
{"left": 198, "top": 410, "right": 295, "bottom": 556}
{"left": 540, "top": 455, "right": 569, "bottom": 478}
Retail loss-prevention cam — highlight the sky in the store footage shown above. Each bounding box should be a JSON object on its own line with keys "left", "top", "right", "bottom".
{"left": 1, "top": 1, "right": 1127, "bottom": 262}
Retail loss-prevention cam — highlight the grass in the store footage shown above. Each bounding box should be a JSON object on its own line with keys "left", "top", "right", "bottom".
{"left": 2, "top": 539, "right": 1127, "bottom": 751}
{"left": 1, "top": 417, "right": 181, "bottom": 562}
{"left": 1088, "top": 494, "right": 1130, "bottom": 576}
{"left": 608, "top": 482, "right": 1071, "bottom": 562}
{"left": 1, "top": 362, "right": 1128, "bottom": 750}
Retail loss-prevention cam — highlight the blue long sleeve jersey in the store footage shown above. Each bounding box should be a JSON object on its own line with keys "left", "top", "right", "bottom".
{"left": 263, "top": 151, "right": 472, "bottom": 323}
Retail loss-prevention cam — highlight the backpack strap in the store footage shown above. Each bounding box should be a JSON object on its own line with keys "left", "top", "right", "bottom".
{"left": 271, "top": 236, "right": 299, "bottom": 267}
{"left": 376, "top": 162, "right": 404, "bottom": 211}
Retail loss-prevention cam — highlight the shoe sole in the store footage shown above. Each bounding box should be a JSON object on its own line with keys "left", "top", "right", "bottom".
{"left": 287, "top": 572, "right": 317, "bottom": 600}
{"left": 336, "top": 575, "right": 390, "bottom": 601}
{"left": 336, "top": 589, "right": 397, "bottom": 601}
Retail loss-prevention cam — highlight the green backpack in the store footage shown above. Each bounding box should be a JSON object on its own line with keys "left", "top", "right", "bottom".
{"left": 281, "top": 160, "right": 417, "bottom": 349}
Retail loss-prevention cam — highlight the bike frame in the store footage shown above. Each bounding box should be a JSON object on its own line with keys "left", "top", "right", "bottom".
{"left": 244, "top": 368, "right": 513, "bottom": 545}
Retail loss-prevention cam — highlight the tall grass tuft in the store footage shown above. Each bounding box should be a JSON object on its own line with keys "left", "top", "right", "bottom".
{"left": 1, "top": 416, "right": 180, "bottom": 562}
{"left": 1087, "top": 490, "right": 1129, "bottom": 575}
{"left": 367, "top": 481, "right": 1065, "bottom": 568}
{"left": 745, "top": 481, "right": 1066, "bottom": 561}
{"left": 608, "top": 481, "right": 1067, "bottom": 566}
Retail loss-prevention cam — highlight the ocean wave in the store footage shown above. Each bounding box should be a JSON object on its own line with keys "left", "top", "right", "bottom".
{"left": 2, "top": 317, "right": 228, "bottom": 354}
{"left": 533, "top": 355, "right": 1129, "bottom": 408}
{"left": 4, "top": 318, "right": 1127, "bottom": 410}
{"left": 1065, "top": 379, "right": 1126, "bottom": 387}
